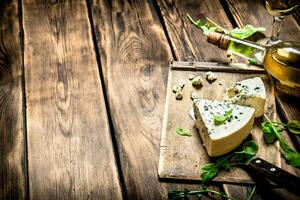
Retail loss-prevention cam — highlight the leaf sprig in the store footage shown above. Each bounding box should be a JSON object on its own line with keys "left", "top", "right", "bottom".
{"left": 201, "top": 140, "right": 258, "bottom": 184}
{"left": 168, "top": 185, "right": 237, "bottom": 200}
{"left": 168, "top": 184, "right": 256, "bottom": 200}
{"left": 176, "top": 128, "right": 193, "bottom": 137}
{"left": 187, "top": 14, "right": 265, "bottom": 39}
{"left": 262, "top": 115, "right": 300, "bottom": 168}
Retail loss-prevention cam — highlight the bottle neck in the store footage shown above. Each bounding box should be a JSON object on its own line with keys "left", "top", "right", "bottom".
{"left": 207, "top": 32, "right": 266, "bottom": 64}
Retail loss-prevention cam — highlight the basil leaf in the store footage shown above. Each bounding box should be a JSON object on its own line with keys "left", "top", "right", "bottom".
{"left": 261, "top": 122, "right": 277, "bottom": 143}
{"left": 229, "top": 25, "right": 265, "bottom": 39}
{"left": 214, "top": 109, "right": 232, "bottom": 125}
{"left": 187, "top": 14, "right": 219, "bottom": 36}
{"left": 233, "top": 140, "right": 259, "bottom": 164}
{"left": 200, "top": 140, "right": 258, "bottom": 184}
{"left": 176, "top": 128, "right": 192, "bottom": 137}
{"left": 287, "top": 120, "right": 300, "bottom": 135}
{"left": 243, "top": 140, "right": 259, "bottom": 156}
{"left": 283, "top": 151, "right": 300, "bottom": 167}
{"left": 201, "top": 163, "right": 219, "bottom": 184}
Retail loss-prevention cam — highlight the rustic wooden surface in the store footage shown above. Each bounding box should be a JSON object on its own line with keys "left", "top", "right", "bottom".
{"left": 0, "top": 0, "right": 299, "bottom": 199}
{"left": 0, "top": 0, "right": 27, "bottom": 199}
{"left": 22, "top": 0, "right": 122, "bottom": 199}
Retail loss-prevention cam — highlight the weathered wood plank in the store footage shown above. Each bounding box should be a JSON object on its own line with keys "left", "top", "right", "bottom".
{"left": 225, "top": 0, "right": 300, "bottom": 42}
{"left": 156, "top": 0, "right": 233, "bottom": 62}
{"left": 0, "top": 0, "right": 27, "bottom": 199}
{"left": 88, "top": 0, "right": 211, "bottom": 198}
{"left": 155, "top": 0, "right": 255, "bottom": 199}
{"left": 22, "top": 0, "right": 122, "bottom": 199}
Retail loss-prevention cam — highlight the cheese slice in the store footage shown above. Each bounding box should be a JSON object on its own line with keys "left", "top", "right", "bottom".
{"left": 223, "top": 77, "right": 266, "bottom": 118}
{"left": 193, "top": 99, "right": 255, "bottom": 157}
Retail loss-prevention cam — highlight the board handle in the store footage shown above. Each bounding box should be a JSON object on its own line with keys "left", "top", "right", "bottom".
{"left": 248, "top": 157, "right": 300, "bottom": 195}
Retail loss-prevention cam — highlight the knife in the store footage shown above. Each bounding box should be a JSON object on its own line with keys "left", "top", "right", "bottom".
{"left": 189, "top": 109, "right": 300, "bottom": 195}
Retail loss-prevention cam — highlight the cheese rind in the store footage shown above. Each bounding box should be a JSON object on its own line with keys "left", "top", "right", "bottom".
{"left": 223, "top": 77, "right": 266, "bottom": 118}
{"left": 193, "top": 99, "right": 255, "bottom": 157}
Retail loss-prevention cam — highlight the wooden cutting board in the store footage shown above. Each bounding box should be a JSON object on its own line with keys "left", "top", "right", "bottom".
{"left": 158, "top": 61, "right": 298, "bottom": 184}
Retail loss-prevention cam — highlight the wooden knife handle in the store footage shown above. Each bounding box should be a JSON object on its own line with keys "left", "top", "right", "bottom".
{"left": 248, "top": 157, "right": 300, "bottom": 196}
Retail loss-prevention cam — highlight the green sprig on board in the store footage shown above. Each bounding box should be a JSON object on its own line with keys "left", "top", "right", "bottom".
{"left": 262, "top": 115, "right": 300, "bottom": 168}
{"left": 201, "top": 140, "right": 258, "bottom": 184}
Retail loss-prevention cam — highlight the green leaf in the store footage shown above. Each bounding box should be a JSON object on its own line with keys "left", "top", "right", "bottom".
{"left": 220, "top": 159, "right": 231, "bottom": 171}
{"left": 283, "top": 150, "right": 300, "bottom": 168}
{"left": 243, "top": 140, "right": 259, "bottom": 156}
{"left": 176, "top": 128, "right": 192, "bottom": 137}
{"left": 261, "top": 122, "right": 284, "bottom": 144}
{"left": 201, "top": 163, "right": 219, "bottom": 184}
{"left": 214, "top": 109, "right": 232, "bottom": 125}
{"left": 233, "top": 140, "right": 259, "bottom": 164}
{"left": 187, "top": 14, "right": 226, "bottom": 36}
{"left": 263, "top": 115, "right": 300, "bottom": 168}
{"left": 287, "top": 120, "right": 300, "bottom": 135}
{"left": 261, "top": 122, "right": 277, "bottom": 143}
{"left": 200, "top": 140, "right": 258, "bottom": 184}
{"left": 229, "top": 25, "right": 265, "bottom": 39}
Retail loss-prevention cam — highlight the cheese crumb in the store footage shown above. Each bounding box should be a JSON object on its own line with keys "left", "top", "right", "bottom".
{"left": 175, "top": 91, "right": 183, "bottom": 100}
{"left": 172, "top": 85, "right": 182, "bottom": 93}
{"left": 172, "top": 80, "right": 185, "bottom": 100}
{"left": 206, "top": 71, "right": 218, "bottom": 82}
{"left": 191, "top": 76, "right": 203, "bottom": 88}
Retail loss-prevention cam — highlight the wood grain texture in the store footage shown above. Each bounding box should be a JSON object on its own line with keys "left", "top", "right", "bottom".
{"left": 156, "top": 0, "right": 233, "bottom": 62}
{"left": 88, "top": 0, "right": 214, "bottom": 199}
{"left": 22, "top": 0, "right": 122, "bottom": 199}
{"left": 155, "top": 0, "right": 255, "bottom": 199}
{"left": 225, "top": 0, "right": 300, "bottom": 42}
{"left": 0, "top": 0, "right": 27, "bottom": 199}
{"left": 159, "top": 61, "right": 280, "bottom": 183}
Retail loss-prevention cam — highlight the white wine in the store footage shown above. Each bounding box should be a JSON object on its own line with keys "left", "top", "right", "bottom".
{"left": 264, "top": 42, "right": 300, "bottom": 95}
{"left": 265, "top": 0, "right": 300, "bottom": 16}
{"left": 207, "top": 32, "right": 300, "bottom": 96}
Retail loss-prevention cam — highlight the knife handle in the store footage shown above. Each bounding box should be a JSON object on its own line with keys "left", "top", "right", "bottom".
{"left": 248, "top": 157, "right": 300, "bottom": 196}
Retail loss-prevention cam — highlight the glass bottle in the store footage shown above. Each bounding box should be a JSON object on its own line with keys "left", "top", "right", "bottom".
{"left": 207, "top": 32, "right": 300, "bottom": 97}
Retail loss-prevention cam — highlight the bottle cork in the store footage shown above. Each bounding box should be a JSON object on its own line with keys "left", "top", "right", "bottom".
{"left": 207, "top": 32, "right": 230, "bottom": 50}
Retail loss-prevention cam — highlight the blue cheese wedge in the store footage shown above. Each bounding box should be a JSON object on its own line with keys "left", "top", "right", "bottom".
{"left": 223, "top": 77, "right": 266, "bottom": 118}
{"left": 193, "top": 99, "right": 255, "bottom": 157}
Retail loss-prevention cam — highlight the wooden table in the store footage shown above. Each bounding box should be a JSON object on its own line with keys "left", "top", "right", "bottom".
{"left": 0, "top": 0, "right": 299, "bottom": 199}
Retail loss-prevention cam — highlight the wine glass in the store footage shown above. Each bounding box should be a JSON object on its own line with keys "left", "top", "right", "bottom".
{"left": 264, "top": 0, "right": 300, "bottom": 45}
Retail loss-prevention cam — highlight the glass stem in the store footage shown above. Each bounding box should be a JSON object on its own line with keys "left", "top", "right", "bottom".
{"left": 270, "top": 16, "right": 284, "bottom": 44}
